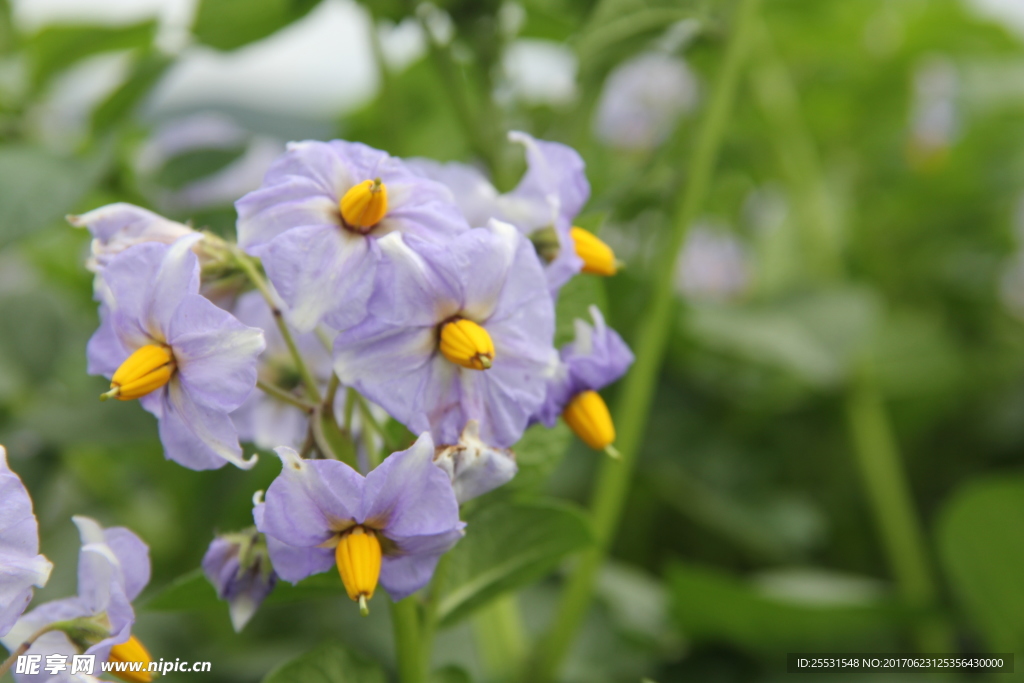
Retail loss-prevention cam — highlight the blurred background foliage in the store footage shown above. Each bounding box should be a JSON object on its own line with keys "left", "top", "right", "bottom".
{"left": 2, "top": 0, "right": 1024, "bottom": 681}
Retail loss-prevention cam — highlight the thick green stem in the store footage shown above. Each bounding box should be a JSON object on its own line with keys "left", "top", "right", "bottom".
{"left": 526, "top": 1, "right": 761, "bottom": 680}
{"left": 390, "top": 598, "right": 425, "bottom": 683}
{"left": 232, "top": 249, "right": 322, "bottom": 403}
{"left": 845, "top": 365, "right": 951, "bottom": 651}
{"left": 419, "top": 553, "right": 449, "bottom": 674}
{"left": 474, "top": 595, "right": 527, "bottom": 683}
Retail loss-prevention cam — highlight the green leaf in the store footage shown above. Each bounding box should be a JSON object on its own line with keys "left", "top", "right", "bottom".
{"left": 555, "top": 272, "right": 609, "bottom": 347}
{"left": 143, "top": 569, "right": 220, "bottom": 611}
{"left": 430, "top": 666, "right": 472, "bottom": 683}
{"left": 0, "top": 146, "right": 102, "bottom": 247}
{"left": 91, "top": 53, "right": 171, "bottom": 133}
{"left": 437, "top": 500, "right": 593, "bottom": 626}
{"left": 506, "top": 421, "right": 573, "bottom": 493}
{"left": 937, "top": 476, "right": 1024, "bottom": 653}
{"left": 24, "top": 21, "right": 156, "bottom": 90}
{"left": 192, "top": 0, "right": 322, "bottom": 51}
{"left": 667, "top": 562, "right": 902, "bottom": 653}
{"left": 262, "top": 641, "right": 386, "bottom": 683}
{"left": 155, "top": 147, "right": 248, "bottom": 189}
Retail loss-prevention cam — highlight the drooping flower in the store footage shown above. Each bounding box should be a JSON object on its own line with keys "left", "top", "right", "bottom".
{"left": 333, "top": 220, "right": 557, "bottom": 448}
{"left": 0, "top": 446, "right": 53, "bottom": 639}
{"left": 235, "top": 140, "right": 469, "bottom": 332}
{"left": 67, "top": 203, "right": 198, "bottom": 273}
{"left": 593, "top": 52, "right": 698, "bottom": 151}
{"left": 408, "top": 131, "right": 600, "bottom": 292}
{"left": 202, "top": 529, "right": 277, "bottom": 632}
{"left": 433, "top": 421, "right": 517, "bottom": 503}
{"left": 254, "top": 433, "right": 464, "bottom": 614}
{"left": 533, "top": 306, "right": 634, "bottom": 452}
{"left": 87, "top": 234, "right": 266, "bottom": 471}
{"left": 2, "top": 517, "right": 152, "bottom": 683}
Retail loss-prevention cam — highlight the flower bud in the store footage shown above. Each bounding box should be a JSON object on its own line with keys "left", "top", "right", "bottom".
{"left": 439, "top": 319, "right": 495, "bottom": 370}
{"left": 340, "top": 178, "right": 388, "bottom": 232}
{"left": 102, "top": 345, "right": 175, "bottom": 401}
{"left": 571, "top": 227, "right": 618, "bottom": 276}
{"left": 562, "top": 390, "right": 616, "bottom": 451}
{"left": 203, "top": 531, "right": 278, "bottom": 632}
{"left": 335, "top": 526, "right": 382, "bottom": 616}
{"left": 107, "top": 635, "right": 153, "bottom": 683}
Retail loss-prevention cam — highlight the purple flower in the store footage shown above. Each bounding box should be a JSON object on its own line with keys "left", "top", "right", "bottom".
{"left": 235, "top": 140, "right": 469, "bottom": 332}
{"left": 594, "top": 52, "right": 698, "bottom": 151}
{"left": 202, "top": 531, "right": 277, "bottom": 632}
{"left": 67, "top": 203, "right": 197, "bottom": 274}
{"left": 1, "top": 517, "right": 150, "bottom": 683}
{"left": 87, "top": 234, "right": 266, "bottom": 471}
{"left": 534, "top": 306, "right": 634, "bottom": 428}
{"left": 254, "top": 433, "right": 464, "bottom": 605}
{"left": 0, "top": 446, "right": 53, "bottom": 638}
{"left": 433, "top": 421, "right": 517, "bottom": 503}
{"left": 407, "top": 131, "right": 590, "bottom": 292}
{"left": 333, "top": 220, "right": 557, "bottom": 448}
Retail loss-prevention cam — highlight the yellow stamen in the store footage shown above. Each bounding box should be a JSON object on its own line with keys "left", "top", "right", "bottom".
{"left": 335, "top": 526, "right": 382, "bottom": 615}
{"left": 563, "top": 390, "right": 616, "bottom": 451}
{"left": 570, "top": 227, "right": 618, "bottom": 276}
{"left": 107, "top": 635, "right": 153, "bottom": 683}
{"left": 102, "top": 344, "right": 175, "bottom": 401}
{"left": 340, "top": 178, "right": 388, "bottom": 232}
{"left": 439, "top": 318, "right": 495, "bottom": 370}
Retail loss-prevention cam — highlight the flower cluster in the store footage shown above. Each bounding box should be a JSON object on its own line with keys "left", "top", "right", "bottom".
{"left": 0, "top": 447, "right": 155, "bottom": 683}
{"left": 61, "top": 132, "right": 634, "bottom": 622}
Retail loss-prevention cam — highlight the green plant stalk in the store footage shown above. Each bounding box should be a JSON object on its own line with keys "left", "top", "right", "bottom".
{"left": 256, "top": 379, "right": 315, "bottom": 412}
{"left": 748, "top": 21, "right": 950, "bottom": 651}
{"left": 418, "top": 553, "right": 449, "bottom": 673}
{"left": 390, "top": 598, "right": 425, "bottom": 683}
{"left": 527, "top": 1, "right": 761, "bottom": 679}
{"left": 232, "top": 248, "right": 322, "bottom": 403}
{"left": 474, "top": 594, "right": 527, "bottom": 683}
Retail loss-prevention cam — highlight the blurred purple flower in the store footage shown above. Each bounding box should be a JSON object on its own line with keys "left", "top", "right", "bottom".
{"left": 673, "top": 226, "right": 750, "bottom": 302}
{"left": 67, "top": 203, "right": 198, "bottom": 275}
{"left": 254, "top": 433, "right": 464, "bottom": 601}
{"left": 333, "top": 220, "right": 557, "bottom": 448}
{"left": 0, "top": 446, "right": 53, "bottom": 639}
{"left": 433, "top": 420, "right": 518, "bottom": 503}
{"left": 407, "top": 131, "right": 589, "bottom": 293}
{"left": 1, "top": 517, "right": 150, "bottom": 683}
{"left": 533, "top": 306, "right": 634, "bottom": 428}
{"left": 202, "top": 531, "right": 277, "bottom": 632}
{"left": 235, "top": 140, "right": 469, "bottom": 331}
{"left": 594, "top": 52, "right": 698, "bottom": 151}
{"left": 87, "top": 235, "right": 265, "bottom": 470}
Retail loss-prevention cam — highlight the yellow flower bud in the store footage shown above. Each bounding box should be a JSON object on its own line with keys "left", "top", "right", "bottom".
{"left": 336, "top": 526, "right": 382, "bottom": 616}
{"left": 563, "top": 390, "right": 616, "bottom": 451}
{"left": 340, "top": 178, "right": 388, "bottom": 232}
{"left": 570, "top": 227, "right": 618, "bottom": 276}
{"left": 439, "top": 319, "right": 495, "bottom": 370}
{"left": 102, "top": 344, "right": 175, "bottom": 401}
{"left": 107, "top": 635, "right": 153, "bottom": 683}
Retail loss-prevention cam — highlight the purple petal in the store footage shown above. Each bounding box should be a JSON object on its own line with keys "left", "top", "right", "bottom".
{"left": 157, "top": 381, "right": 254, "bottom": 470}
{"left": 562, "top": 306, "right": 634, "bottom": 394}
{"left": 405, "top": 158, "right": 500, "bottom": 228}
{"left": 370, "top": 233, "right": 462, "bottom": 327}
{"left": 67, "top": 203, "right": 196, "bottom": 270}
{"left": 506, "top": 131, "right": 590, "bottom": 225}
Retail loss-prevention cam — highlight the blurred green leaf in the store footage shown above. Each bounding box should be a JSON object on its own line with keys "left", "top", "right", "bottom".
{"left": 0, "top": 290, "right": 70, "bottom": 383}
{"left": 24, "top": 21, "right": 156, "bottom": 90}
{"left": 0, "top": 147, "right": 102, "bottom": 247}
{"left": 437, "top": 500, "right": 592, "bottom": 626}
{"left": 576, "top": 0, "right": 702, "bottom": 70}
{"left": 937, "top": 476, "right": 1024, "bottom": 653}
{"left": 555, "top": 273, "right": 609, "bottom": 347}
{"left": 143, "top": 568, "right": 220, "bottom": 611}
{"left": 507, "top": 421, "right": 573, "bottom": 493}
{"left": 430, "top": 666, "right": 472, "bottom": 683}
{"left": 193, "top": 0, "right": 322, "bottom": 51}
{"left": 91, "top": 53, "right": 171, "bottom": 133}
{"left": 262, "top": 641, "right": 386, "bottom": 683}
{"left": 667, "top": 562, "right": 901, "bottom": 653}
{"left": 155, "top": 147, "right": 248, "bottom": 189}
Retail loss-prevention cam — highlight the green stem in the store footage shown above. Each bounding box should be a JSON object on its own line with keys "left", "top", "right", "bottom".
{"left": 390, "top": 598, "right": 425, "bottom": 683}
{"left": 474, "top": 595, "right": 527, "bottom": 683}
{"left": 232, "top": 249, "right": 322, "bottom": 403}
{"left": 256, "top": 380, "right": 316, "bottom": 412}
{"left": 419, "top": 553, "right": 449, "bottom": 674}
{"left": 845, "top": 364, "right": 951, "bottom": 652}
{"left": 527, "top": 1, "right": 761, "bottom": 679}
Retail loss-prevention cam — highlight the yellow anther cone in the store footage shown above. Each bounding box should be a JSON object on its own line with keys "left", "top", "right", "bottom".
{"left": 107, "top": 635, "right": 153, "bottom": 683}
{"left": 340, "top": 178, "right": 388, "bottom": 232}
{"left": 336, "top": 526, "right": 382, "bottom": 616}
{"left": 563, "top": 390, "right": 616, "bottom": 451}
{"left": 103, "top": 345, "right": 175, "bottom": 401}
{"left": 570, "top": 227, "right": 618, "bottom": 276}
{"left": 439, "top": 319, "right": 495, "bottom": 370}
